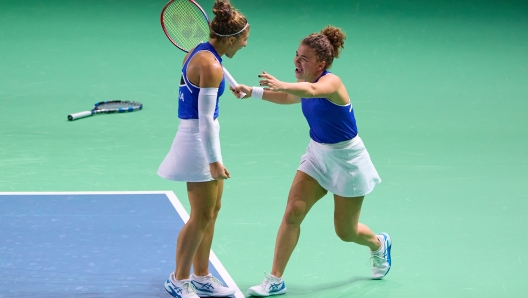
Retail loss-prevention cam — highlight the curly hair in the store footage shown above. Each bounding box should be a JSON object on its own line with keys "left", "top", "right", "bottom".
{"left": 301, "top": 26, "right": 346, "bottom": 69}
{"left": 210, "top": 0, "right": 249, "bottom": 41}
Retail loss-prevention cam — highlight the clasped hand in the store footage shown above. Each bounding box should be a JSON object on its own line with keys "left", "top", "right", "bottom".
{"left": 209, "top": 161, "right": 230, "bottom": 180}
{"left": 230, "top": 71, "right": 283, "bottom": 99}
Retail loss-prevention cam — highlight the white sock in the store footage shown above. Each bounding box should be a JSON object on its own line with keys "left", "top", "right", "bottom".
{"left": 192, "top": 273, "right": 212, "bottom": 281}
{"left": 171, "top": 273, "right": 190, "bottom": 285}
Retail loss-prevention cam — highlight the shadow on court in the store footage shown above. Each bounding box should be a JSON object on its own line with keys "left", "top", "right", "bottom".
{"left": 280, "top": 276, "right": 400, "bottom": 298}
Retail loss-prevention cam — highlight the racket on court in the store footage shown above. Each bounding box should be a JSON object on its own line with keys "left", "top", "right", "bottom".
{"left": 67, "top": 100, "right": 142, "bottom": 121}
{"left": 160, "top": 0, "right": 246, "bottom": 98}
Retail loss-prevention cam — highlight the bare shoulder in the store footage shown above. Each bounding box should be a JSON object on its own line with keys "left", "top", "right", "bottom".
{"left": 192, "top": 51, "right": 220, "bottom": 68}
{"left": 319, "top": 73, "right": 343, "bottom": 86}
{"left": 321, "top": 74, "right": 350, "bottom": 105}
{"left": 192, "top": 51, "right": 223, "bottom": 87}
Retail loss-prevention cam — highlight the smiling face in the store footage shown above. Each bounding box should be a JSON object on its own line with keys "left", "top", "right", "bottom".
{"left": 294, "top": 44, "right": 326, "bottom": 82}
{"left": 225, "top": 28, "right": 250, "bottom": 58}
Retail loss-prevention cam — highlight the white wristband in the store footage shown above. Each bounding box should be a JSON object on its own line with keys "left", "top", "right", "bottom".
{"left": 251, "top": 87, "right": 264, "bottom": 99}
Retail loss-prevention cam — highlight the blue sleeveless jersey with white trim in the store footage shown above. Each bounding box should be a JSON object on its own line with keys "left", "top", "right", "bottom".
{"left": 178, "top": 42, "right": 225, "bottom": 119}
{"left": 301, "top": 70, "right": 358, "bottom": 144}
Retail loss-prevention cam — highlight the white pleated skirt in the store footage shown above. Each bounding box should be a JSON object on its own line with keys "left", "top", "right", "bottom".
{"left": 157, "top": 119, "right": 221, "bottom": 182}
{"left": 297, "top": 136, "right": 381, "bottom": 197}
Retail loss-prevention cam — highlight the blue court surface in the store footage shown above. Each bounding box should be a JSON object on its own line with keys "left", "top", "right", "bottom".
{"left": 0, "top": 192, "right": 242, "bottom": 298}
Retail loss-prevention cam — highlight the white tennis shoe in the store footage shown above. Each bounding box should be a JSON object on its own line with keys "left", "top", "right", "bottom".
{"left": 371, "top": 232, "right": 392, "bottom": 279}
{"left": 247, "top": 273, "right": 286, "bottom": 297}
{"left": 165, "top": 273, "right": 199, "bottom": 298}
{"left": 190, "top": 273, "right": 235, "bottom": 297}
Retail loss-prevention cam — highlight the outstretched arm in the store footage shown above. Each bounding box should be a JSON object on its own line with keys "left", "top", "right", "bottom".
{"left": 232, "top": 84, "right": 300, "bottom": 104}
{"left": 259, "top": 71, "right": 340, "bottom": 99}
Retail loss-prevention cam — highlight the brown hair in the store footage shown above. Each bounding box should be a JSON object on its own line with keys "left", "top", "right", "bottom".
{"left": 210, "top": 0, "right": 249, "bottom": 41}
{"left": 301, "top": 26, "right": 346, "bottom": 69}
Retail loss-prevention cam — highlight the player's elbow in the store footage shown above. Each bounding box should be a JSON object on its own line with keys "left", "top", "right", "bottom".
{"left": 285, "top": 94, "right": 301, "bottom": 104}
{"left": 306, "top": 85, "right": 318, "bottom": 98}
{"left": 198, "top": 116, "right": 215, "bottom": 131}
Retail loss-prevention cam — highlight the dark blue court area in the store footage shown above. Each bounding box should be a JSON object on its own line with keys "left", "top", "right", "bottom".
{"left": 0, "top": 193, "right": 235, "bottom": 298}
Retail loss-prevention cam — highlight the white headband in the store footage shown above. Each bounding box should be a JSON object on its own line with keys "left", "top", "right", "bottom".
{"left": 213, "top": 23, "right": 249, "bottom": 37}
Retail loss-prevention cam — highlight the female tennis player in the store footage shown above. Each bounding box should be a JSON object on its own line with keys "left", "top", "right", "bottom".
{"left": 157, "top": 1, "right": 250, "bottom": 297}
{"left": 233, "top": 26, "right": 391, "bottom": 296}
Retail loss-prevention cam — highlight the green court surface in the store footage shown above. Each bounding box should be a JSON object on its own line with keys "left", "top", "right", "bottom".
{"left": 1, "top": 0, "right": 528, "bottom": 297}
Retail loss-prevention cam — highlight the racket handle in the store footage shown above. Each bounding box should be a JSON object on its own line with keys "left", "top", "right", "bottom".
{"left": 222, "top": 67, "right": 246, "bottom": 98}
{"left": 68, "top": 111, "right": 93, "bottom": 121}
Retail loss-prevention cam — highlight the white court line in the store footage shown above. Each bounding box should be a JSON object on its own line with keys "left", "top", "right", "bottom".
{"left": 0, "top": 191, "right": 245, "bottom": 298}
{"left": 0, "top": 191, "right": 172, "bottom": 195}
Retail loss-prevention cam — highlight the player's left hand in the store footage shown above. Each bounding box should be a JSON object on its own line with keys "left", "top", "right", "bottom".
{"left": 258, "top": 71, "right": 283, "bottom": 91}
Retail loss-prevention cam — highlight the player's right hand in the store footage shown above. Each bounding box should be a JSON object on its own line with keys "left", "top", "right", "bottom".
{"left": 231, "top": 84, "right": 252, "bottom": 99}
{"left": 258, "top": 71, "right": 284, "bottom": 91}
{"left": 209, "top": 162, "right": 230, "bottom": 180}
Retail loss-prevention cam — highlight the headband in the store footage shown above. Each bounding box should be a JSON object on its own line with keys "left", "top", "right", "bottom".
{"left": 213, "top": 22, "right": 249, "bottom": 37}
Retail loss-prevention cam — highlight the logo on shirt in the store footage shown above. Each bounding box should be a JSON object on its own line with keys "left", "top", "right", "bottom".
{"left": 179, "top": 91, "right": 184, "bottom": 102}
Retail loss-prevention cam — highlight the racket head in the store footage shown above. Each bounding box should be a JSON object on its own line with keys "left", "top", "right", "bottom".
{"left": 94, "top": 100, "right": 143, "bottom": 114}
{"left": 161, "top": 0, "right": 210, "bottom": 53}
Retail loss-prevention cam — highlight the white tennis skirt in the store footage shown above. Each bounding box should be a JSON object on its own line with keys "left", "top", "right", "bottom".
{"left": 297, "top": 136, "right": 381, "bottom": 197}
{"left": 157, "top": 119, "right": 221, "bottom": 182}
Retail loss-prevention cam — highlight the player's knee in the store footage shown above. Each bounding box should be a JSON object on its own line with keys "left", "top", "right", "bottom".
{"left": 284, "top": 201, "right": 308, "bottom": 225}
{"left": 213, "top": 202, "right": 222, "bottom": 215}
{"left": 194, "top": 209, "right": 216, "bottom": 227}
{"left": 335, "top": 226, "right": 359, "bottom": 242}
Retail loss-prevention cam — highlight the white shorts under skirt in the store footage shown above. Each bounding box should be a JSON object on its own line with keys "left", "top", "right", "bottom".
{"left": 297, "top": 136, "right": 381, "bottom": 197}
{"left": 157, "top": 119, "right": 221, "bottom": 182}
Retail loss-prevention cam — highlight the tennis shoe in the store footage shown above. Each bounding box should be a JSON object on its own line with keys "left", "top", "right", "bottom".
{"left": 371, "top": 232, "right": 392, "bottom": 279}
{"left": 165, "top": 273, "right": 199, "bottom": 298}
{"left": 190, "top": 273, "right": 235, "bottom": 297}
{"left": 247, "top": 273, "right": 286, "bottom": 297}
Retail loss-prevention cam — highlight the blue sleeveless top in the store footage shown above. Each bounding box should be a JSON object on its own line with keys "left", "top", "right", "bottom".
{"left": 301, "top": 71, "right": 358, "bottom": 144}
{"left": 178, "top": 42, "right": 225, "bottom": 120}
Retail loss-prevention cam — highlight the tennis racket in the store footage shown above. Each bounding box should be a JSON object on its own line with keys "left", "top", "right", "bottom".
{"left": 67, "top": 100, "right": 142, "bottom": 121}
{"left": 160, "top": 0, "right": 246, "bottom": 98}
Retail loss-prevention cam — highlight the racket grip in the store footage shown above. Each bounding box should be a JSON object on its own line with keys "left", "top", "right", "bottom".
{"left": 68, "top": 111, "right": 93, "bottom": 121}
{"left": 222, "top": 67, "right": 246, "bottom": 98}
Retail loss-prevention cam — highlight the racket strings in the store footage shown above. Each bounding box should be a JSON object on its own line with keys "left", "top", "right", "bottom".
{"left": 95, "top": 101, "right": 142, "bottom": 111}
{"left": 163, "top": 0, "right": 210, "bottom": 51}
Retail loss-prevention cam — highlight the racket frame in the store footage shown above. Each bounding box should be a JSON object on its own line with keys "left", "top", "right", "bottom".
{"left": 160, "top": 0, "right": 209, "bottom": 53}
{"left": 160, "top": 0, "right": 246, "bottom": 98}
{"left": 67, "top": 100, "right": 143, "bottom": 121}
